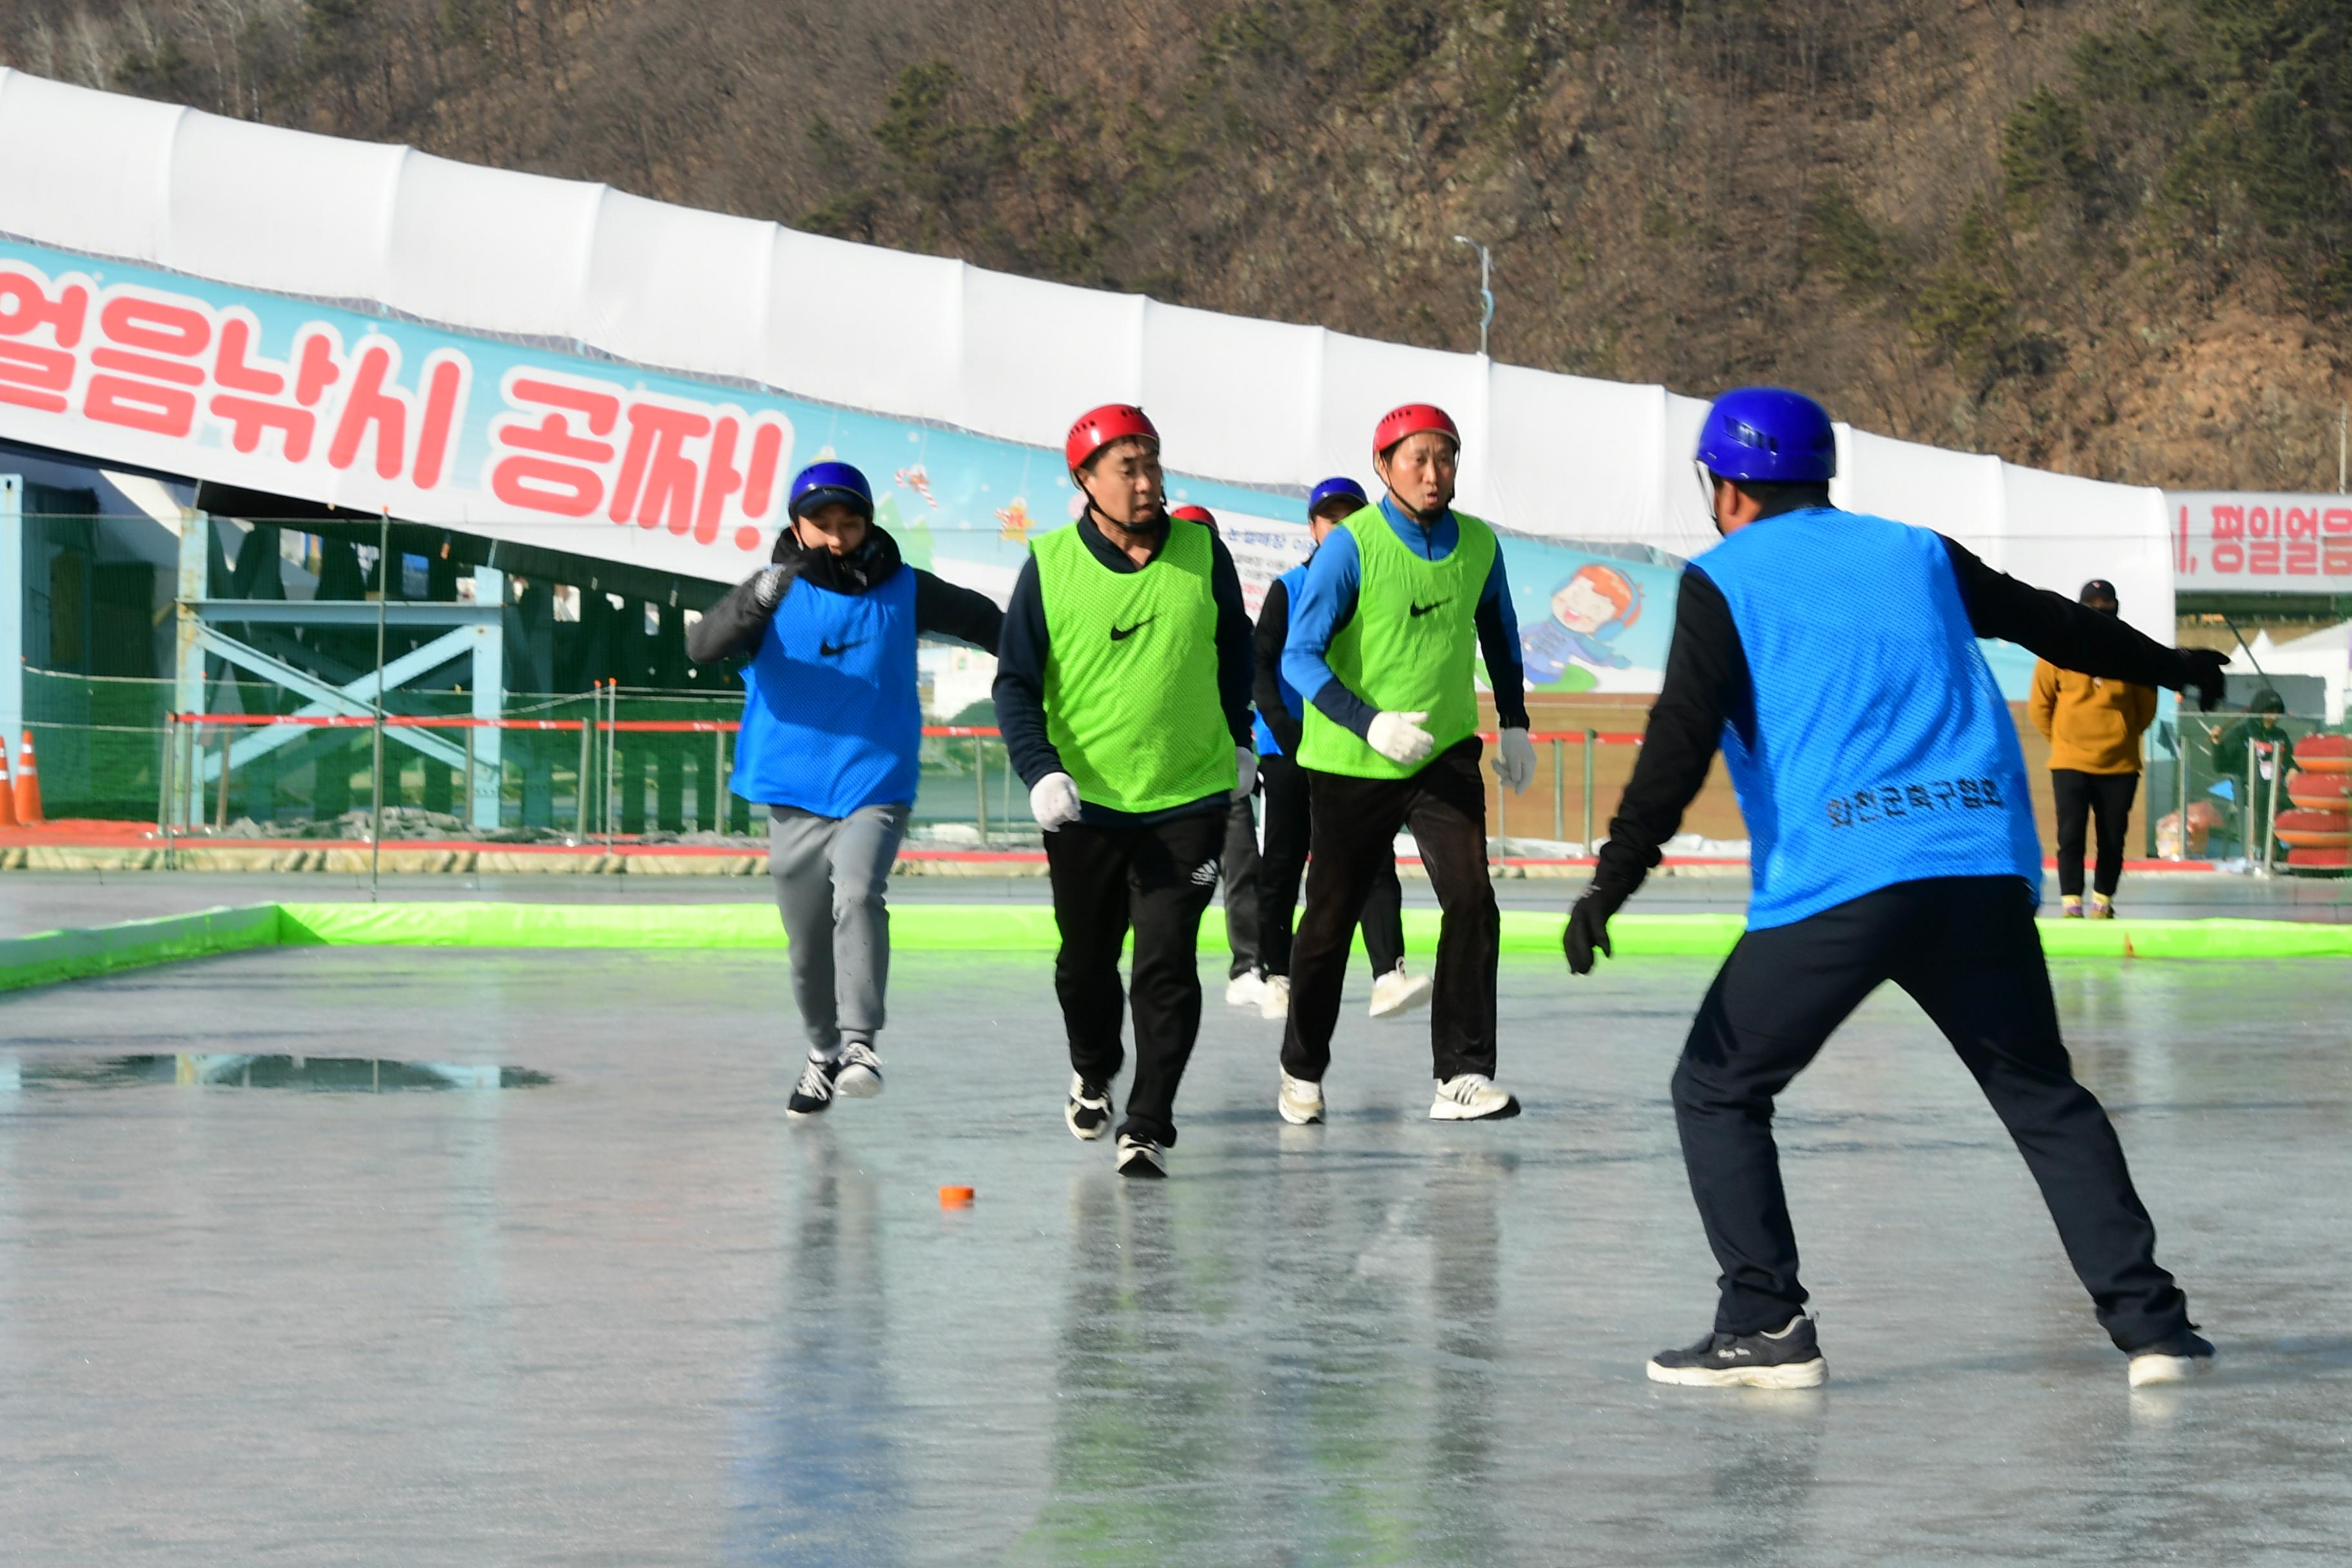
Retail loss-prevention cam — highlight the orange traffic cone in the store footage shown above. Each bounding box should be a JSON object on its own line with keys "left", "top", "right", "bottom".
{"left": 0, "top": 741, "right": 15, "bottom": 828}
{"left": 13, "top": 731, "right": 39, "bottom": 825}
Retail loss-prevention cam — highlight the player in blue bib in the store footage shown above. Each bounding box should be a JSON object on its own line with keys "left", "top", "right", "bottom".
{"left": 1566, "top": 387, "right": 2231, "bottom": 1391}
{"left": 689, "top": 460, "right": 1002, "bottom": 1119}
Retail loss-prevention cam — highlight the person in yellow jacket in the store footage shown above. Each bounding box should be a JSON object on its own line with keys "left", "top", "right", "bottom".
{"left": 2028, "top": 580, "right": 2157, "bottom": 917}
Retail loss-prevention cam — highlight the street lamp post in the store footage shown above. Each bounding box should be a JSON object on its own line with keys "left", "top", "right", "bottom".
{"left": 1453, "top": 234, "right": 1493, "bottom": 358}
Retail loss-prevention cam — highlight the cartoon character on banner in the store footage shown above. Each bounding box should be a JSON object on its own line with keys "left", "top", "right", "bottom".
{"left": 1522, "top": 562, "right": 1643, "bottom": 689}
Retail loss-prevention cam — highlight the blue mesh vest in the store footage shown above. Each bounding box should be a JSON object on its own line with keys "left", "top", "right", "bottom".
{"left": 729, "top": 568, "right": 921, "bottom": 816}
{"left": 1253, "top": 562, "right": 1311, "bottom": 756}
{"left": 1690, "top": 507, "right": 2039, "bottom": 928}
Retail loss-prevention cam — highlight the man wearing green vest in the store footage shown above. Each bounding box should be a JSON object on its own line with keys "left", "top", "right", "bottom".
{"left": 994, "top": 404, "right": 1258, "bottom": 1178}
{"left": 1278, "top": 402, "right": 1536, "bottom": 1125}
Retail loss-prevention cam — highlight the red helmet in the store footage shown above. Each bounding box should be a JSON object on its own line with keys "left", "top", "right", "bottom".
{"left": 1169, "top": 504, "right": 1217, "bottom": 531}
{"left": 1065, "top": 404, "right": 1159, "bottom": 473}
{"left": 1373, "top": 402, "right": 1459, "bottom": 457}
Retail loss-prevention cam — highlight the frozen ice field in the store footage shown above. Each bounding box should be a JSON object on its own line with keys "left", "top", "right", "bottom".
{"left": 0, "top": 939, "right": 2347, "bottom": 1564}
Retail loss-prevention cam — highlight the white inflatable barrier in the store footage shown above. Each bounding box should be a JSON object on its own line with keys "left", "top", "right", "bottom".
{"left": 0, "top": 67, "right": 2171, "bottom": 646}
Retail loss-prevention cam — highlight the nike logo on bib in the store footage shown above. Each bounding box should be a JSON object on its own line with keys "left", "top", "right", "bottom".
{"left": 1109, "top": 617, "right": 1155, "bottom": 642}
{"left": 819, "top": 638, "right": 865, "bottom": 658}
{"left": 1408, "top": 599, "right": 1450, "bottom": 617}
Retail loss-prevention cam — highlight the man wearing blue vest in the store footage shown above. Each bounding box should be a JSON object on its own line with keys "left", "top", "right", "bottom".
{"left": 1280, "top": 404, "right": 1537, "bottom": 1126}
{"left": 1251, "top": 475, "right": 1426, "bottom": 1023}
{"left": 689, "top": 460, "right": 1003, "bottom": 1119}
{"left": 1565, "top": 387, "right": 2230, "bottom": 1390}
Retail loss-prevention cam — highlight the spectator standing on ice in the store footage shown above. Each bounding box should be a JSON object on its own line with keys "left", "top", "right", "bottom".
{"left": 1278, "top": 404, "right": 1535, "bottom": 1126}
{"left": 2028, "top": 579, "right": 2157, "bottom": 918}
{"left": 1252, "top": 475, "right": 1430, "bottom": 1024}
{"left": 689, "top": 460, "right": 1003, "bottom": 1119}
{"left": 1168, "top": 503, "right": 1270, "bottom": 1012}
{"left": 994, "top": 406, "right": 1257, "bottom": 1179}
{"left": 1564, "top": 387, "right": 2230, "bottom": 1389}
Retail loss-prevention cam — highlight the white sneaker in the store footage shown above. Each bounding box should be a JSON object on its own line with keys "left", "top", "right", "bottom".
{"left": 834, "top": 1041, "right": 883, "bottom": 1099}
{"left": 1116, "top": 1134, "right": 1167, "bottom": 1179}
{"left": 1369, "top": 963, "right": 1433, "bottom": 1019}
{"left": 1226, "top": 971, "right": 1266, "bottom": 1008}
{"left": 1277, "top": 1070, "right": 1324, "bottom": 1126}
{"left": 1064, "top": 1073, "right": 1112, "bottom": 1141}
{"left": 1259, "top": 974, "right": 1291, "bottom": 1020}
{"left": 1429, "top": 1072, "right": 1520, "bottom": 1121}
{"left": 2127, "top": 1331, "right": 2216, "bottom": 1386}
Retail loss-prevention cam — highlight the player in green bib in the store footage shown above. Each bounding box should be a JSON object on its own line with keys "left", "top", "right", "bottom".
{"left": 1277, "top": 402, "right": 1538, "bottom": 1125}
{"left": 993, "top": 404, "right": 1257, "bottom": 1179}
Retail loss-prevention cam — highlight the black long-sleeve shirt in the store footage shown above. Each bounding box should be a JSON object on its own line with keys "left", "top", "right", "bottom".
{"left": 992, "top": 513, "right": 1255, "bottom": 826}
{"left": 1252, "top": 576, "right": 1306, "bottom": 757}
{"left": 1591, "top": 531, "right": 2199, "bottom": 906}
{"left": 687, "top": 527, "right": 1003, "bottom": 667}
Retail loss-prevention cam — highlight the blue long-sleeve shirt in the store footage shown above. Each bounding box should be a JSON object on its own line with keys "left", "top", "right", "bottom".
{"left": 1280, "top": 495, "right": 1530, "bottom": 738}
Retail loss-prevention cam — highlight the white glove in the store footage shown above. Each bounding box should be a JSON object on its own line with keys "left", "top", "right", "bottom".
{"left": 750, "top": 562, "right": 791, "bottom": 612}
{"left": 1366, "top": 710, "right": 1435, "bottom": 767}
{"left": 1029, "top": 771, "right": 1082, "bottom": 832}
{"left": 1233, "top": 745, "right": 1258, "bottom": 801}
{"left": 1494, "top": 727, "right": 1536, "bottom": 795}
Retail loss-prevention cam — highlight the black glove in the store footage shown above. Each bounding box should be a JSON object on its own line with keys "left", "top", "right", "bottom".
{"left": 1563, "top": 890, "right": 1619, "bottom": 976}
{"left": 2177, "top": 647, "right": 2230, "bottom": 712}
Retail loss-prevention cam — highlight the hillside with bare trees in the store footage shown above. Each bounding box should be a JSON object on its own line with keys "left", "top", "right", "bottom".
{"left": 3, "top": 0, "right": 2347, "bottom": 489}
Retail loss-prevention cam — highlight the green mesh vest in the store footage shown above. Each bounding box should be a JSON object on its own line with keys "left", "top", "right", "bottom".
{"left": 1036, "top": 518, "right": 1235, "bottom": 813}
{"left": 1298, "top": 505, "right": 1497, "bottom": 779}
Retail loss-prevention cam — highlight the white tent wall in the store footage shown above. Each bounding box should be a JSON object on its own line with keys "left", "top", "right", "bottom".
{"left": 0, "top": 66, "right": 2170, "bottom": 627}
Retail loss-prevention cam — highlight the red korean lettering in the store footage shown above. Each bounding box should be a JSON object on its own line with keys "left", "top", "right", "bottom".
{"left": 2284, "top": 507, "right": 2320, "bottom": 541}
{"left": 84, "top": 295, "right": 211, "bottom": 437}
{"left": 2324, "top": 508, "right": 2352, "bottom": 537}
{"left": 411, "top": 353, "right": 467, "bottom": 491}
{"left": 2210, "top": 505, "right": 2244, "bottom": 574}
{"left": 327, "top": 342, "right": 410, "bottom": 478}
{"left": 2247, "top": 505, "right": 2275, "bottom": 539}
{"left": 2287, "top": 540, "right": 2318, "bottom": 575}
{"left": 208, "top": 314, "right": 319, "bottom": 462}
{"left": 2249, "top": 538, "right": 2281, "bottom": 574}
{"left": 0, "top": 341, "right": 74, "bottom": 413}
{"left": 2326, "top": 538, "right": 2352, "bottom": 576}
{"left": 609, "top": 401, "right": 711, "bottom": 534}
{"left": 490, "top": 376, "right": 621, "bottom": 517}
{"left": 0, "top": 268, "right": 89, "bottom": 346}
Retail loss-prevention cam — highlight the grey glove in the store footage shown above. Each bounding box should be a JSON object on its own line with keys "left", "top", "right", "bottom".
{"left": 750, "top": 563, "right": 791, "bottom": 613}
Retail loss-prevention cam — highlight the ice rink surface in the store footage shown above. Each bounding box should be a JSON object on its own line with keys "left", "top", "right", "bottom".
{"left": 1, "top": 945, "right": 2348, "bottom": 1564}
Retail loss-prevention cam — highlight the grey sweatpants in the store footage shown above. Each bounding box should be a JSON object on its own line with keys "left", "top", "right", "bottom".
{"left": 769, "top": 803, "right": 910, "bottom": 1056}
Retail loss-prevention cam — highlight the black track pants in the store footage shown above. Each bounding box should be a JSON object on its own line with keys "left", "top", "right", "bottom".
{"left": 1220, "top": 794, "right": 1263, "bottom": 979}
{"left": 1045, "top": 809, "right": 1225, "bottom": 1146}
{"left": 2052, "top": 769, "right": 2138, "bottom": 897}
{"left": 1255, "top": 749, "right": 1405, "bottom": 981}
{"left": 1673, "top": 874, "right": 2190, "bottom": 1349}
{"left": 1281, "top": 738, "right": 1497, "bottom": 1084}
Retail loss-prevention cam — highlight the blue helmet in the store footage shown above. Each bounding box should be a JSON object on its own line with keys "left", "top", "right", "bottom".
{"left": 1306, "top": 475, "right": 1367, "bottom": 518}
{"left": 1694, "top": 387, "right": 1837, "bottom": 484}
{"left": 788, "top": 460, "right": 874, "bottom": 522}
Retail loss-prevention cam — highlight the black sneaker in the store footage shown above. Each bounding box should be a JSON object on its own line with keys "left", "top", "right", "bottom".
{"left": 1647, "top": 1313, "right": 1827, "bottom": 1388}
{"left": 1064, "top": 1073, "right": 1112, "bottom": 1141}
{"left": 2128, "top": 1328, "right": 2216, "bottom": 1387}
{"left": 787, "top": 1053, "right": 842, "bottom": 1118}
{"left": 1116, "top": 1134, "right": 1166, "bottom": 1179}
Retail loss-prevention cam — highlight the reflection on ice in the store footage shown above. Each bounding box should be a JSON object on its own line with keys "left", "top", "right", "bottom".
{"left": 8, "top": 1054, "right": 551, "bottom": 1092}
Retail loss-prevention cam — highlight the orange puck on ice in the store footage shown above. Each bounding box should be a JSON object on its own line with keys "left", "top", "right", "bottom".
{"left": 939, "top": 1185, "right": 975, "bottom": 1208}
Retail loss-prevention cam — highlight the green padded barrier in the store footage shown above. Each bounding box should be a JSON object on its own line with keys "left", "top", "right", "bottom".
{"left": 0, "top": 904, "right": 284, "bottom": 994}
{"left": 2, "top": 905, "right": 2343, "bottom": 1000}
